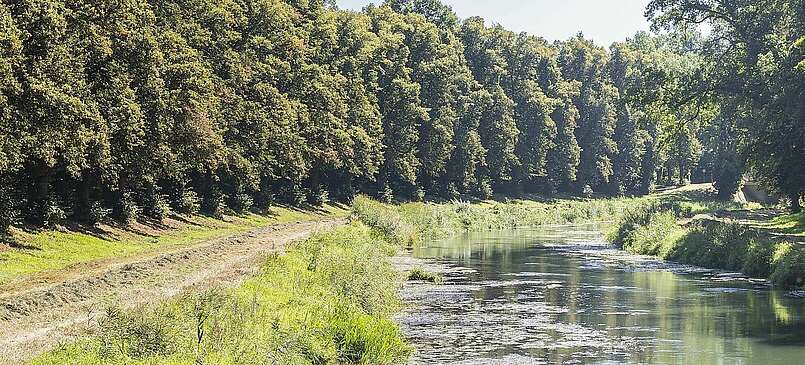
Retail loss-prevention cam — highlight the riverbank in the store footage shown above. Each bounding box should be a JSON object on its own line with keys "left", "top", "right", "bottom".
{"left": 27, "top": 223, "right": 409, "bottom": 365}
{"left": 16, "top": 186, "right": 802, "bottom": 363}
{"left": 354, "top": 185, "right": 805, "bottom": 289}
{"left": 351, "top": 194, "right": 643, "bottom": 246}
{"left": 608, "top": 201, "right": 805, "bottom": 289}
{"left": 19, "top": 194, "right": 647, "bottom": 364}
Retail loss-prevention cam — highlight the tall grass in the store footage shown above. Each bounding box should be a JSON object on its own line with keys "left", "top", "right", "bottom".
{"left": 609, "top": 202, "right": 805, "bottom": 289}
{"left": 30, "top": 223, "right": 410, "bottom": 365}
{"left": 352, "top": 195, "right": 640, "bottom": 246}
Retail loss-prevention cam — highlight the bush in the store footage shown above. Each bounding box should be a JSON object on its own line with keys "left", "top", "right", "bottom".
{"left": 770, "top": 243, "right": 805, "bottom": 288}
{"left": 352, "top": 196, "right": 418, "bottom": 247}
{"left": 87, "top": 201, "right": 111, "bottom": 225}
{"left": 43, "top": 200, "right": 66, "bottom": 228}
{"left": 228, "top": 193, "right": 253, "bottom": 214}
{"left": 378, "top": 184, "right": 394, "bottom": 204}
{"left": 0, "top": 183, "right": 18, "bottom": 234}
{"left": 114, "top": 192, "right": 139, "bottom": 224}
{"left": 173, "top": 188, "right": 200, "bottom": 215}
{"left": 201, "top": 187, "right": 225, "bottom": 218}
{"left": 608, "top": 202, "right": 805, "bottom": 289}
{"left": 142, "top": 190, "right": 170, "bottom": 221}
{"left": 307, "top": 187, "right": 329, "bottom": 206}
{"left": 582, "top": 184, "right": 594, "bottom": 198}
{"left": 97, "top": 306, "right": 179, "bottom": 360}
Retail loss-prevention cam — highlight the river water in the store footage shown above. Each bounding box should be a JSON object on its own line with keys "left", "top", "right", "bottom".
{"left": 396, "top": 225, "right": 805, "bottom": 364}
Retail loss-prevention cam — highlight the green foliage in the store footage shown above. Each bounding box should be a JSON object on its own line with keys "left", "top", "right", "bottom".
{"left": 2, "top": 0, "right": 794, "bottom": 231}
{"left": 407, "top": 267, "right": 443, "bottom": 284}
{"left": 356, "top": 195, "right": 639, "bottom": 244}
{"left": 648, "top": 0, "right": 805, "bottom": 208}
{"left": 351, "top": 196, "right": 419, "bottom": 247}
{"left": 31, "top": 224, "right": 410, "bottom": 364}
{"left": 610, "top": 203, "right": 805, "bottom": 289}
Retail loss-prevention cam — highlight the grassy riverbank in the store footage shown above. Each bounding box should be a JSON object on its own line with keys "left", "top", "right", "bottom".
{"left": 0, "top": 204, "right": 348, "bottom": 289}
{"left": 23, "top": 186, "right": 802, "bottom": 364}
{"left": 26, "top": 194, "right": 643, "bottom": 364}
{"left": 29, "top": 223, "right": 409, "bottom": 365}
{"left": 351, "top": 194, "right": 643, "bottom": 246}
{"left": 609, "top": 202, "right": 805, "bottom": 288}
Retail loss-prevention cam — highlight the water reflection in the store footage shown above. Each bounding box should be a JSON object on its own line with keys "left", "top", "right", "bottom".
{"left": 398, "top": 224, "right": 805, "bottom": 364}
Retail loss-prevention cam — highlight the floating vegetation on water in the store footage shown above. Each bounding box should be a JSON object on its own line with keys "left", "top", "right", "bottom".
{"left": 407, "top": 267, "right": 444, "bottom": 284}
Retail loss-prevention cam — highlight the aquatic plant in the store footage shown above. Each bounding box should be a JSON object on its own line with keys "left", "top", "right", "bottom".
{"left": 407, "top": 267, "right": 444, "bottom": 284}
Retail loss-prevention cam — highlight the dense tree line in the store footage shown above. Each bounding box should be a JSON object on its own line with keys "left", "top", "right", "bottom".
{"left": 0, "top": 0, "right": 798, "bottom": 233}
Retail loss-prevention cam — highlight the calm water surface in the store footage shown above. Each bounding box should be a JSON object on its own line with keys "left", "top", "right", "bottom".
{"left": 397, "top": 225, "right": 805, "bottom": 364}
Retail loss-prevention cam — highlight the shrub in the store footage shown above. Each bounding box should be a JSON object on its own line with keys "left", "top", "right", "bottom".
{"left": 114, "top": 192, "right": 139, "bottom": 224}
{"left": 87, "top": 201, "right": 111, "bottom": 225}
{"left": 142, "top": 191, "right": 170, "bottom": 221}
{"left": 351, "top": 196, "right": 418, "bottom": 247}
{"left": 43, "top": 200, "right": 66, "bottom": 228}
{"left": 307, "top": 187, "right": 329, "bottom": 206}
{"left": 201, "top": 187, "right": 225, "bottom": 218}
{"left": 173, "top": 188, "right": 200, "bottom": 215}
{"left": 378, "top": 184, "right": 394, "bottom": 204}
{"left": 228, "top": 193, "right": 253, "bottom": 214}
{"left": 0, "top": 183, "right": 18, "bottom": 234}
{"left": 770, "top": 243, "right": 805, "bottom": 288}
{"left": 97, "top": 306, "right": 179, "bottom": 360}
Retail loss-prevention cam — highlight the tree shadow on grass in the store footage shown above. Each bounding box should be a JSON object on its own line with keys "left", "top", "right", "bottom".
{"left": 62, "top": 221, "right": 119, "bottom": 242}
{"left": 1, "top": 234, "right": 41, "bottom": 251}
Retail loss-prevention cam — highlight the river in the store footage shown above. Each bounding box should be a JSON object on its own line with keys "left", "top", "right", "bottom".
{"left": 395, "top": 224, "right": 805, "bottom": 364}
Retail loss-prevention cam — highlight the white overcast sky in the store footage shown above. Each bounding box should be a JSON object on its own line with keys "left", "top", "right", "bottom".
{"left": 335, "top": 0, "right": 652, "bottom": 46}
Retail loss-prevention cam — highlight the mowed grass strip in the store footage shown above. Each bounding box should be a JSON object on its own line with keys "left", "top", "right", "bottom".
{"left": 0, "top": 204, "right": 348, "bottom": 287}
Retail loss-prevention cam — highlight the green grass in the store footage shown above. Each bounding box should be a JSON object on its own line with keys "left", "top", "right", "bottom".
{"left": 609, "top": 202, "right": 805, "bottom": 289}
{"left": 0, "top": 204, "right": 348, "bottom": 287}
{"left": 763, "top": 212, "right": 805, "bottom": 236}
{"left": 29, "top": 223, "right": 410, "bottom": 365}
{"left": 352, "top": 195, "right": 643, "bottom": 245}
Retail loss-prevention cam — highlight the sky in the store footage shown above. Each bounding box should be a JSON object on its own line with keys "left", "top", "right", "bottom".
{"left": 336, "top": 0, "right": 652, "bottom": 46}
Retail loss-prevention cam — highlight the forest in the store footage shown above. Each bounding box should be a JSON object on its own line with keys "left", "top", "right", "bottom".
{"left": 0, "top": 0, "right": 802, "bottom": 233}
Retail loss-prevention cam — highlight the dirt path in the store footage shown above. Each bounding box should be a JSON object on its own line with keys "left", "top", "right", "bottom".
{"left": 0, "top": 218, "right": 346, "bottom": 365}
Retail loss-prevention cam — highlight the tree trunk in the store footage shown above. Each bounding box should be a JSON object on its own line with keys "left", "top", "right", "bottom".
{"left": 27, "top": 163, "right": 52, "bottom": 224}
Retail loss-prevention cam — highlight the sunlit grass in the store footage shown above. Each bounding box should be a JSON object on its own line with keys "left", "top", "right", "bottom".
{"left": 352, "top": 195, "right": 643, "bottom": 245}
{"left": 0, "top": 204, "right": 349, "bottom": 287}
{"left": 29, "top": 223, "right": 410, "bottom": 365}
{"left": 763, "top": 212, "right": 805, "bottom": 236}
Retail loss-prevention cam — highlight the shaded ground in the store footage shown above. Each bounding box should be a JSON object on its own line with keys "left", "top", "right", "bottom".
{"left": 0, "top": 218, "right": 345, "bottom": 364}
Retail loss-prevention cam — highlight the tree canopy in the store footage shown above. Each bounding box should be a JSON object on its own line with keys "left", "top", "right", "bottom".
{"left": 1, "top": 0, "right": 801, "bottom": 232}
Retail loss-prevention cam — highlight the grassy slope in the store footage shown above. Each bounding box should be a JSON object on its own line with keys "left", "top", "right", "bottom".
{"left": 754, "top": 212, "right": 805, "bottom": 237}
{"left": 608, "top": 189, "right": 805, "bottom": 288}
{"left": 30, "top": 223, "right": 409, "bottom": 365}
{"left": 0, "top": 204, "right": 348, "bottom": 289}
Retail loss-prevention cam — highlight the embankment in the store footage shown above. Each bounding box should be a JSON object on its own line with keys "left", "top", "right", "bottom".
{"left": 608, "top": 202, "right": 805, "bottom": 289}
